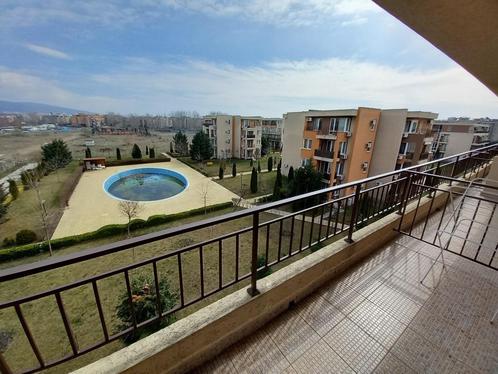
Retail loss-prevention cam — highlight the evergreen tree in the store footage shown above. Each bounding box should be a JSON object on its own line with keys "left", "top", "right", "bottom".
{"left": 273, "top": 165, "right": 283, "bottom": 200}
{"left": 173, "top": 131, "right": 189, "bottom": 155}
{"left": 145, "top": 145, "right": 149, "bottom": 155}
{"left": 116, "top": 147, "right": 122, "bottom": 160}
{"left": 20, "top": 171, "right": 30, "bottom": 190}
{"left": 190, "top": 131, "right": 213, "bottom": 161}
{"left": 85, "top": 147, "right": 92, "bottom": 158}
{"left": 257, "top": 160, "right": 261, "bottom": 173}
{"left": 250, "top": 159, "right": 253, "bottom": 167}
{"left": 219, "top": 166, "right": 224, "bottom": 180}
{"left": 131, "top": 144, "right": 142, "bottom": 159}
{"left": 0, "top": 187, "right": 7, "bottom": 219}
{"left": 267, "top": 156, "right": 273, "bottom": 172}
{"left": 8, "top": 180, "right": 18, "bottom": 200}
{"left": 232, "top": 162, "right": 237, "bottom": 177}
{"left": 149, "top": 148, "right": 155, "bottom": 158}
{"left": 288, "top": 166, "right": 295, "bottom": 182}
{"left": 41, "top": 139, "right": 72, "bottom": 169}
{"left": 170, "top": 142, "right": 174, "bottom": 153}
{"left": 250, "top": 167, "right": 258, "bottom": 193}
{"left": 291, "top": 164, "right": 323, "bottom": 209}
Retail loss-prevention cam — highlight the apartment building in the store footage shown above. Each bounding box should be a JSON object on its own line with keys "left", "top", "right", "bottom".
{"left": 261, "top": 118, "right": 284, "bottom": 151}
{"left": 282, "top": 107, "right": 381, "bottom": 195}
{"left": 431, "top": 118, "right": 491, "bottom": 159}
{"left": 202, "top": 115, "right": 263, "bottom": 159}
{"left": 70, "top": 114, "right": 106, "bottom": 127}
{"left": 282, "top": 107, "right": 438, "bottom": 191}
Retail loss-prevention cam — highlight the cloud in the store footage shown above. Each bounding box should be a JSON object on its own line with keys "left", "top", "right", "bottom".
{"left": 0, "top": 0, "right": 380, "bottom": 28}
{"left": 1, "top": 56, "right": 497, "bottom": 118}
{"left": 24, "top": 43, "right": 71, "bottom": 60}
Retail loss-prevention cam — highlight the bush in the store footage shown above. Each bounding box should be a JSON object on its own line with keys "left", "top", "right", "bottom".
{"left": 219, "top": 166, "right": 224, "bottom": 180}
{"left": 41, "top": 139, "right": 72, "bottom": 169}
{"left": 0, "top": 202, "right": 233, "bottom": 261}
{"left": 267, "top": 156, "right": 273, "bottom": 172}
{"left": 149, "top": 148, "right": 155, "bottom": 158}
{"left": 131, "top": 144, "right": 142, "bottom": 159}
{"left": 250, "top": 167, "right": 258, "bottom": 193}
{"left": 232, "top": 162, "right": 236, "bottom": 177}
{"left": 257, "top": 255, "right": 272, "bottom": 279}
{"left": 116, "top": 148, "right": 122, "bottom": 160}
{"left": 2, "top": 237, "right": 15, "bottom": 248}
{"left": 15, "top": 230, "right": 37, "bottom": 245}
{"left": 116, "top": 274, "right": 177, "bottom": 344}
{"left": 7, "top": 180, "right": 18, "bottom": 200}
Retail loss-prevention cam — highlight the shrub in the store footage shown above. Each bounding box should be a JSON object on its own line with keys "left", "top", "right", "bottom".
{"left": 15, "top": 230, "right": 37, "bottom": 245}
{"left": 288, "top": 166, "right": 294, "bottom": 182}
{"left": 257, "top": 255, "right": 272, "bottom": 279}
{"left": 145, "top": 145, "right": 149, "bottom": 155}
{"left": 257, "top": 160, "right": 261, "bottom": 173}
{"left": 85, "top": 147, "right": 92, "bottom": 158}
{"left": 219, "top": 166, "right": 224, "bottom": 180}
{"left": 8, "top": 180, "right": 18, "bottom": 200}
{"left": 149, "top": 148, "right": 155, "bottom": 158}
{"left": 116, "top": 274, "right": 177, "bottom": 344}
{"left": 41, "top": 139, "right": 72, "bottom": 169}
{"left": 116, "top": 148, "right": 122, "bottom": 160}
{"left": 131, "top": 144, "right": 142, "bottom": 159}
{"left": 267, "top": 156, "right": 273, "bottom": 172}
{"left": 190, "top": 131, "right": 213, "bottom": 161}
{"left": 232, "top": 162, "right": 236, "bottom": 177}
{"left": 250, "top": 167, "right": 258, "bottom": 193}
{"left": 2, "top": 237, "right": 15, "bottom": 248}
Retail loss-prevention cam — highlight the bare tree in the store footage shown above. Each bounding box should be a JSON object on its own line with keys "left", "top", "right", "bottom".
{"left": 118, "top": 200, "right": 144, "bottom": 237}
{"left": 200, "top": 182, "right": 209, "bottom": 214}
{"left": 24, "top": 170, "right": 54, "bottom": 256}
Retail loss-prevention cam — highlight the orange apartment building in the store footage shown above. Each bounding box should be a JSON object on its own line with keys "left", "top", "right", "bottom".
{"left": 282, "top": 108, "right": 438, "bottom": 193}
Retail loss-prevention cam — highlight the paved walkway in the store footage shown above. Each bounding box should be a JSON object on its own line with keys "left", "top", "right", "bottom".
{"left": 211, "top": 169, "right": 271, "bottom": 180}
{"left": 0, "top": 163, "right": 37, "bottom": 191}
{"left": 192, "top": 224, "right": 498, "bottom": 373}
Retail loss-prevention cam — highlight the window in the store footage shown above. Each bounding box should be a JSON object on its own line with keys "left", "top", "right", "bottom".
{"left": 313, "top": 118, "right": 322, "bottom": 131}
{"left": 399, "top": 142, "right": 408, "bottom": 155}
{"left": 361, "top": 162, "right": 369, "bottom": 172}
{"left": 330, "top": 118, "right": 338, "bottom": 133}
{"left": 301, "top": 158, "right": 311, "bottom": 167}
{"left": 335, "top": 161, "right": 344, "bottom": 175}
{"left": 404, "top": 120, "right": 418, "bottom": 133}
{"left": 303, "top": 138, "right": 312, "bottom": 149}
{"left": 339, "top": 141, "right": 347, "bottom": 155}
{"left": 369, "top": 119, "right": 377, "bottom": 131}
{"left": 365, "top": 141, "right": 372, "bottom": 151}
{"left": 334, "top": 117, "right": 351, "bottom": 132}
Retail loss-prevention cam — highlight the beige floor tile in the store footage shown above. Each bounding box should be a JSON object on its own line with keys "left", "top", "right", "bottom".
{"left": 296, "top": 293, "right": 345, "bottom": 337}
{"left": 291, "top": 339, "right": 354, "bottom": 374}
{"left": 324, "top": 318, "right": 387, "bottom": 374}
{"left": 190, "top": 352, "right": 237, "bottom": 374}
{"left": 226, "top": 329, "right": 290, "bottom": 374}
{"left": 373, "top": 352, "right": 416, "bottom": 374}
{"left": 267, "top": 309, "right": 321, "bottom": 363}
{"left": 349, "top": 299, "right": 407, "bottom": 350}
{"left": 367, "top": 283, "right": 422, "bottom": 324}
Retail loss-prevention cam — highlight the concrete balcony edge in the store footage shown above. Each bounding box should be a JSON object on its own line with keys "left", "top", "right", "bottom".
{"left": 73, "top": 188, "right": 451, "bottom": 374}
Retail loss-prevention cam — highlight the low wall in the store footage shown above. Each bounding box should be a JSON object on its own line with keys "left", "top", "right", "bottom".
{"left": 73, "top": 187, "right": 449, "bottom": 374}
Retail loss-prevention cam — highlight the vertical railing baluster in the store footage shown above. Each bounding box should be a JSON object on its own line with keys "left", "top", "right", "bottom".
{"left": 334, "top": 200, "right": 340, "bottom": 234}
{"left": 55, "top": 292, "right": 78, "bottom": 355}
{"left": 15, "top": 304, "right": 45, "bottom": 369}
{"left": 265, "top": 224, "right": 270, "bottom": 265}
{"left": 308, "top": 209, "right": 315, "bottom": 248}
{"left": 277, "top": 219, "right": 283, "bottom": 260}
{"left": 326, "top": 201, "right": 333, "bottom": 238}
{"left": 124, "top": 271, "right": 137, "bottom": 329}
{"left": 345, "top": 184, "right": 362, "bottom": 243}
{"left": 177, "top": 253, "right": 185, "bottom": 307}
{"left": 152, "top": 261, "right": 162, "bottom": 318}
{"left": 317, "top": 205, "right": 325, "bottom": 242}
{"left": 199, "top": 246, "right": 205, "bottom": 297}
{"left": 289, "top": 216, "right": 295, "bottom": 255}
{"left": 92, "top": 280, "right": 109, "bottom": 341}
{"left": 0, "top": 353, "right": 12, "bottom": 374}
{"left": 235, "top": 234, "right": 240, "bottom": 281}
{"left": 218, "top": 240, "right": 223, "bottom": 289}
{"left": 299, "top": 213, "right": 305, "bottom": 251}
{"left": 247, "top": 212, "right": 260, "bottom": 296}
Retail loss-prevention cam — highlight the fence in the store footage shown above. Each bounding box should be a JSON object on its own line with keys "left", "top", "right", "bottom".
{"left": 0, "top": 144, "right": 497, "bottom": 373}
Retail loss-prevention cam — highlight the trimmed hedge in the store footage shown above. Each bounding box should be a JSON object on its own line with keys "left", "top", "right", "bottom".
{"left": 106, "top": 157, "right": 171, "bottom": 167}
{"left": 0, "top": 202, "right": 233, "bottom": 262}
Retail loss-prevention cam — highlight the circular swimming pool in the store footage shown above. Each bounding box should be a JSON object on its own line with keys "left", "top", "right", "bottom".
{"left": 103, "top": 168, "right": 188, "bottom": 202}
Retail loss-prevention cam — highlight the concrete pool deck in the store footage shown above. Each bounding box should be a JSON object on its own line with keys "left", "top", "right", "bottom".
{"left": 52, "top": 158, "right": 239, "bottom": 238}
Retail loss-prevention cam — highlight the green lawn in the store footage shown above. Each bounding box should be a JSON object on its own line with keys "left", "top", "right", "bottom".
{"left": 0, "top": 204, "right": 334, "bottom": 373}
{"left": 178, "top": 152, "right": 281, "bottom": 177}
{"left": 0, "top": 161, "right": 81, "bottom": 245}
{"left": 216, "top": 170, "right": 278, "bottom": 199}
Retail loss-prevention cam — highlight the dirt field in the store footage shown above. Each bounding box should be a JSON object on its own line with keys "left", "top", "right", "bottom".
{"left": 0, "top": 130, "right": 177, "bottom": 164}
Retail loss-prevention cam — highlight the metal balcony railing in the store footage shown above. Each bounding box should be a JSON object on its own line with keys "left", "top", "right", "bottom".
{"left": 0, "top": 144, "right": 497, "bottom": 373}
{"left": 314, "top": 149, "right": 334, "bottom": 159}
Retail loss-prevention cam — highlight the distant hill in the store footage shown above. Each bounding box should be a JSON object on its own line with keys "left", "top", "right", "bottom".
{"left": 0, "top": 100, "right": 87, "bottom": 114}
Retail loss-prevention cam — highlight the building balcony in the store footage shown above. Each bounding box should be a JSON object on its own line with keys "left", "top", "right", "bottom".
{"left": 1, "top": 145, "right": 497, "bottom": 374}
{"left": 419, "top": 152, "right": 430, "bottom": 160}
{"left": 314, "top": 149, "right": 334, "bottom": 160}
{"left": 245, "top": 133, "right": 256, "bottom": 139}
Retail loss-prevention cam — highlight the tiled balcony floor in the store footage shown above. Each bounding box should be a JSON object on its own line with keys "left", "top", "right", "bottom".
{"left": 193, "top": 227, "right": 498, "bottom": 373}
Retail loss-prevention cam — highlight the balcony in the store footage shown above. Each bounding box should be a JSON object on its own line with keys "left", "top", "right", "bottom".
{"left": 419, "top": 152, "right": 429, "bottom": 160}
{"left": 246, "top": 133, "right": 255, "bottom": 139}
{"left": 1, "top": 145, "right": 497, "bottom": 374}
{"left": 314, "top": 149, "right": 334, "bottom": 160}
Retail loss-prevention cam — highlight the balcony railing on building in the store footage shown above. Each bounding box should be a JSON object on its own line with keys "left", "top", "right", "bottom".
{"left": 314, "top": 149, "right": 334, "bottom": 159}
{"left": 0, "top": 144, "right": 497, "bottom": 374}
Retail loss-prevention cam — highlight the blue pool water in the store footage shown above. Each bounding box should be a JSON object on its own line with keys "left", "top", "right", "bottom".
{"left": 104, "top": 168, "right": 188, "bottom": 201}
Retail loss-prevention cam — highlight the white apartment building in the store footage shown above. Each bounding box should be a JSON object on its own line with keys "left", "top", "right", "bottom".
{"left": 202, "top": 115, "right": 263, "bottom": 159}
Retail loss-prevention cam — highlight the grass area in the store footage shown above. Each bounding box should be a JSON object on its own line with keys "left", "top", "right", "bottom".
{"left": 178, "top": 151, "right": 281, "bottom": 177}
{"left": 216, "top": 170, "right": 278, "bottom": 198}
{"left": 0, "top": 203, "right": 334, "bottom": 373}
{"left": 0, "top": 161, "right": 81, "bottom": 245}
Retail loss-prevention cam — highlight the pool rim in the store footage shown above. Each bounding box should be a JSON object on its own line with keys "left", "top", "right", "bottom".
{"left": 102, "top": 167, "right": 190, "bottom": 203}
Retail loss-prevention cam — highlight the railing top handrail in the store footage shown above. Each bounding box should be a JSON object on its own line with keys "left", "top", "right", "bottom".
{"left": 0, "top": 143, "right": 496, "bottom": 282}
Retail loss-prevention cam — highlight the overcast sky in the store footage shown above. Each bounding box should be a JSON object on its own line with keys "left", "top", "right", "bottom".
{"left": 0, "top": 0, "right": 497, "bottom": 118}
